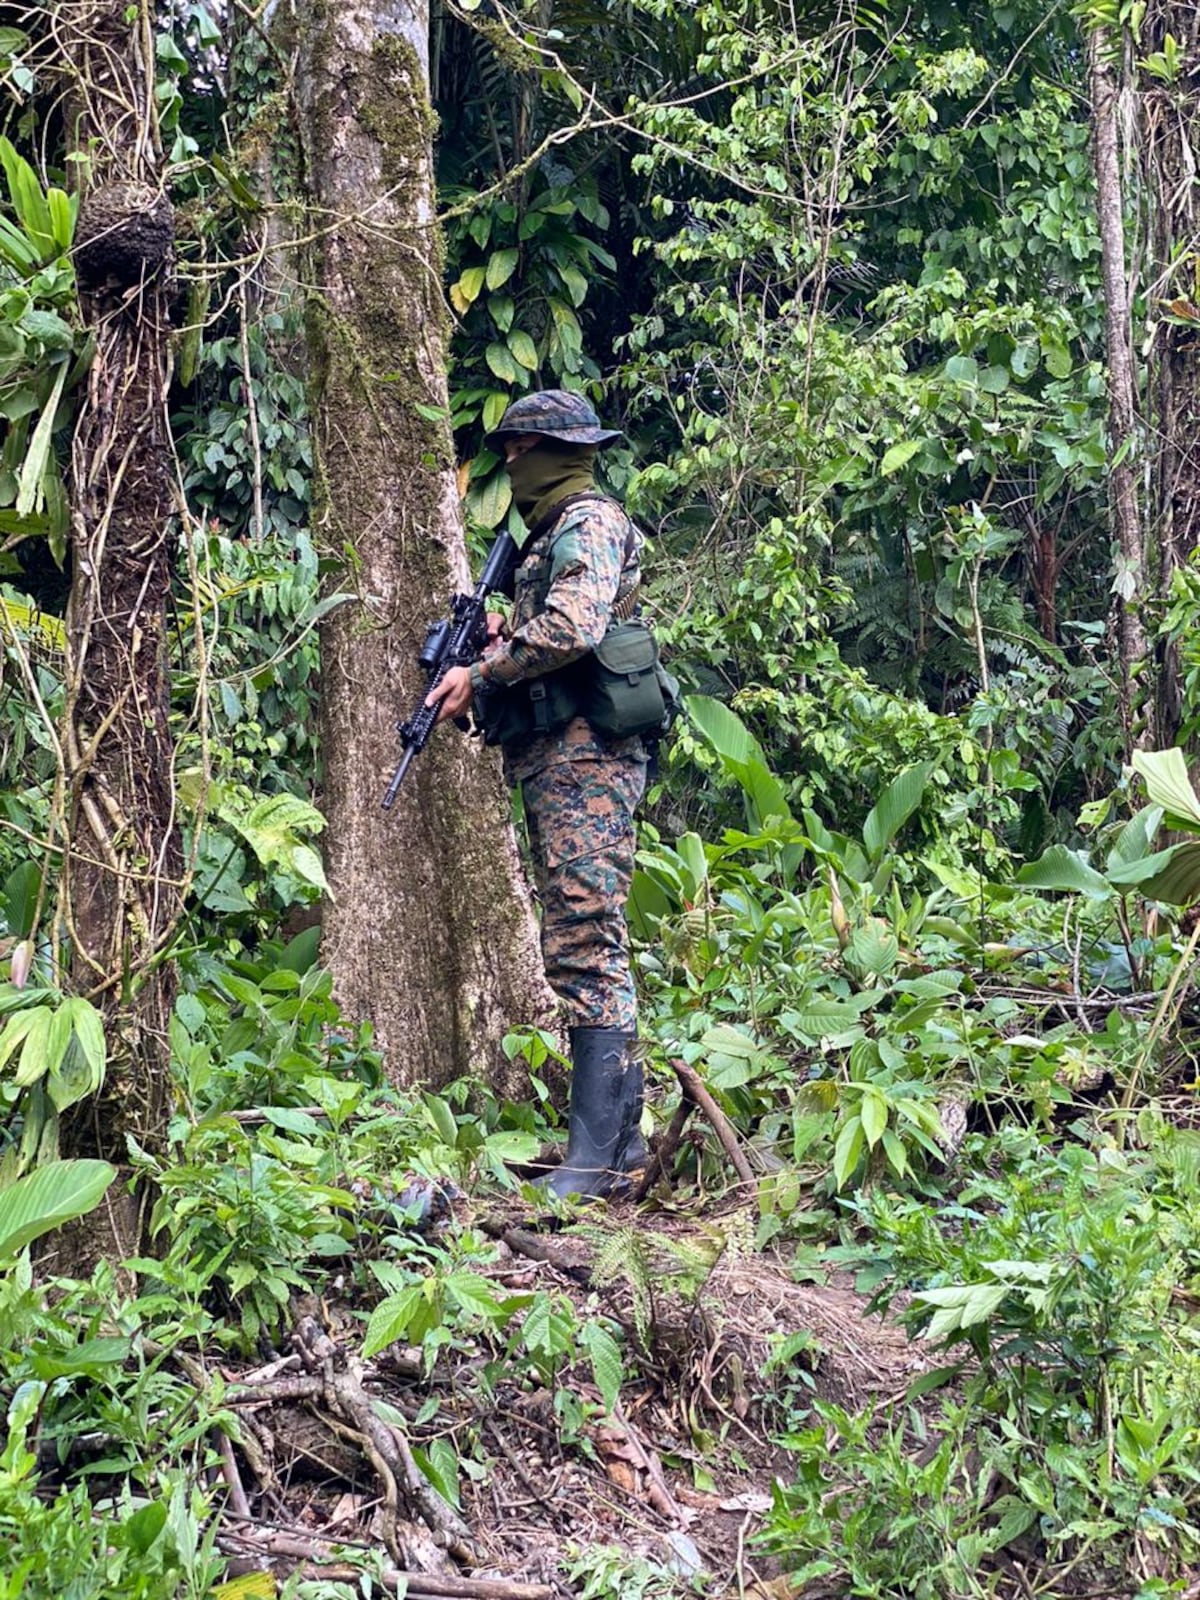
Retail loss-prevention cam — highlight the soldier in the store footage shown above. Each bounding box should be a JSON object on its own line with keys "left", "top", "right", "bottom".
{"left": 427, "top": 390, "right": 648, "bottom": 1200}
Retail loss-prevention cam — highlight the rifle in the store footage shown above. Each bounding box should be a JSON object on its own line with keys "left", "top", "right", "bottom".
{"left": 381, "top": 530, "right": 518, "bottom": 809}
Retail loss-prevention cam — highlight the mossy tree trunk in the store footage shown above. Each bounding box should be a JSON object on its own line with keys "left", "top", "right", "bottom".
{"left": 58, "top": 2, "right": 182, "bottom": 1178}
{"left": 1140, "top": 1, "right": 1200, "bottom": 744}
{"left": 295, "top": 0, "right": 556, "bottom": 1085}
{"left": 1087, "top": 29, "right": 1154, "bottom": 751}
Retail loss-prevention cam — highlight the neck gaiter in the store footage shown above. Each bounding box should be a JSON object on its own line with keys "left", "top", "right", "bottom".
{"left": 506, "top": 443, "right": 599, "bottom": 538}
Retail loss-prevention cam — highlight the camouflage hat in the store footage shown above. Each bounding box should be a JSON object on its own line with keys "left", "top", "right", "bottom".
{"left": 484, "top": 389, "right": 622, "bottom": 449}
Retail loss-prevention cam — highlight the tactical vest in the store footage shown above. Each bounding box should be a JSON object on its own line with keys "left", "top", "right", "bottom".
{"left": 480, "top": 495, "right": 677, "bottom": 749}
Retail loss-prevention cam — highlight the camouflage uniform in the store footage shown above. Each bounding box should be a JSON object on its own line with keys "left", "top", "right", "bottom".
{"left": 470, "top": 497, "right": 647, "bottom": 1030}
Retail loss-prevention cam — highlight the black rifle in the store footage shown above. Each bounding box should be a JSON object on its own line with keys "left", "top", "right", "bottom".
{"left": 381, "top": 530, "right": 518, "bottom": 809}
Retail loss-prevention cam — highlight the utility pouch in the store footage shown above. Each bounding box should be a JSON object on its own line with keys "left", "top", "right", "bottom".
{"left": 476, "top": 675, "right": 580, "bottom": 748}
{"left": 579, "top": 619, "right": 679, "bottom": 740}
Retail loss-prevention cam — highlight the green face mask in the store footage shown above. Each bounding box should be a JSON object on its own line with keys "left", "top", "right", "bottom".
{"left": 505, "top": 443, "right": 598, "bottom": 535}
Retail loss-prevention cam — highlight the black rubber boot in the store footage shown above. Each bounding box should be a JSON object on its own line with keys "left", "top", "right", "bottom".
{"left": 538, "top": 1027, "right": 644, "bottom": 1201}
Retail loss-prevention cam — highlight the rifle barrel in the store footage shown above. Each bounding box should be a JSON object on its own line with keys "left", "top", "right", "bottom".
{"left": 381, "top": 744, "right": 415, "bottom": 810}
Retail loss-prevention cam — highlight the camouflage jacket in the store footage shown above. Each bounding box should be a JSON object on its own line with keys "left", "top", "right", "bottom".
{"left": 470, "top": 495, "right": 647, "bottom": 781}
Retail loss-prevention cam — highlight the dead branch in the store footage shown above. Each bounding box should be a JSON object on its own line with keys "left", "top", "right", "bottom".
{"left": 670, "top": 1059, "right": 757, "bottom": 1190}
{"left": 293, "top": 1316, "right": 477, "bottom": 1563}
{"left": 632, "top": 1095, "right": 694, "bottom": 1202}
{"left": 217, "top": 1525, "right": 553, "bottom": 1599}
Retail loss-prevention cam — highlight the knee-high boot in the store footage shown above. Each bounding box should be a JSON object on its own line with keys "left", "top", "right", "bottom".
{"left": 538, "top": 1027, "right": 644, "bottom": 1200}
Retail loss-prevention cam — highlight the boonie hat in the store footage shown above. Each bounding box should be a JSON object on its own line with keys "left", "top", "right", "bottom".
{"left": 484, "top": 388, "right": 622, "bottom": 448}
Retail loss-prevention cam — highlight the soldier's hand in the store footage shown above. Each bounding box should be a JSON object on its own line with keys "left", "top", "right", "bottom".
{"left": 484, "top": 612, "right": 507, "bottom": 654}
{"left": 426, "top": 665, "right": 473, "bottom": 724}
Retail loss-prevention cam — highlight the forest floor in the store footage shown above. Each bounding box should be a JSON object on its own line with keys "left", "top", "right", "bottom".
{"left": 211, "top": 1178, "right": 935, "bottom": 1600}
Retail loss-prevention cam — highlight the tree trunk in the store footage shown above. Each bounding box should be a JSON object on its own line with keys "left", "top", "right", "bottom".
{"left": 295, "top": 0, "right": 556, "bottom": 1086}
{"left": 1139, "top": 1, "right": 1200, "bottom": 744}
{"left": 59, "top": 2, "right": 182, "bottom": 1167}
{"left": 1087, "top": 29, "right": 1154, "bottom": 752}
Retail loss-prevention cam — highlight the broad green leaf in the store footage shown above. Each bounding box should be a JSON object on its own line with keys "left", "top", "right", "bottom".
{"left": 685, "top": 695, "right": 792, "bottom": 827}
{"left": 862, "top": 762, "right": 933, "bottom": 859}
{"left": 363, "top": 1285, "right": 424, "bottom": 1357}
{"left": 16, "top": 360, "right": 67, "bottom": 518}
{"left": 1016, "top": 845, "right": 1110, "bottom": 899}
{"left": 481, "top": 391, "right": 509, "bottom": 434}
{"left": 11, "top": 1006, "right": 57, "bottom": 1086}
{"left": 423, "top": 1090, "right": 459, "bottom": 1147}
{"left": 0, "top": 213, "right": 39, "bottom": 271}
{"left": 780, "top": 999, "right": 873, "bottom": 1039}
{"left": 881, "top": 1128, "right": 909, "bottom": 1178}
{"left": 859, "top": 1089, "right": 888, "bottom": 1149}
{"left": 1106, "top": 804, "right": 1163, "bottom": 872}
{"left": 0, "top": 1007, "right": 47, "bottom": 1075}
{"left": 413, "top": 1437, "right": 461, "bottom": 1509}
{"left": 507, "top": 329, "right": 538, "bottom": 371}
{"left": 557, "top": 264, "right": 588, "bottom": 307}
{"left": 0, "top": 1159, "right": 115, "bottom": 1258}
{"left": 1041, "top": 336, "right": 1073, "bottom": 379}
{"left": 0, "top": 985, "right": 56, "bottom": 1017}
{"left": 465, "top": 468, "right": 512, "bottom": 529}
{"left": 847, "top": 922, "right": 899, "bottom": 978}
{"left": 449, "top": 266, "right": 485, "bottom": 313}
{"left": 1119, "top": 839, "right": 1200, "bottom": 905}
{"left": 1131, "top": 749, "right": 1200, "bottom": 831}
{"left": 482, "top": 1129, "right": 539, "bottom": 1162}
{"left": 3, "top": 860, "right": 41, "bottom": 937}
{"left": 485, "top": 248, "right": 518, "bottom": 290}
{"left": 288, "top": 844, "right": 328, "bottom": 893}
{"left": 519, "top": 1293, "right": 576, "bottom": 1357}
{"left": 880, "top": 439, "right": 921, "bottom": 475}
{"left": 21, "top": 310, "right": 73, "bottom": 349}
{"left": 580, "top": 1320, "right": 623, "bottom": 1415}
{"left": 445, "top": 1272, "right": 503, "bottom": 1318}
{"left": 46, "top": 1035, "right": 98, "bottom": 1112}
{"left": 227, "top": 792, "right": 326, "bottom": 875}
{"left": 833, "top": 1116, "right": 865, "bottom": 1189}
{"left": 0, "top": 138, "right": 52, "bottom": 254}
{"left": 260, "top": 1107, "right": 323, "bottom": 1136}
{"left": 549, "top": 298, "right": 582, "bottom": 354}
{"left": 485, "top": 341, "right": 519, "bottom": 384}
{"left": 917, "top": 1282, "right": 1009, "bottom": 1341}
{"left": 122, "top": 1501, "right": 167, "bottom": 1556}
{"left": 62, "top": 998, "right": 106, "bottom": 1086}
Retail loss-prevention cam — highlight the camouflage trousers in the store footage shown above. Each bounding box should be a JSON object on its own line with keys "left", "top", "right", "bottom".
{"left": 521, "top": 752, "right": 647, "bottom": 1030}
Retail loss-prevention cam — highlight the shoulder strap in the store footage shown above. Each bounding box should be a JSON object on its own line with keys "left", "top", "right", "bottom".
{"left": 529, "top": 492, "right": 638, "bottom": 563}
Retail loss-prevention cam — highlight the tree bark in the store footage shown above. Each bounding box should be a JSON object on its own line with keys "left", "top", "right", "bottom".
{"left": 295, "top": 0, "right": 556, "bottom": 1086}
{"left": 1139, "top": 1, "right": 1200, "bottom": 743}
{"left": 1087, "top": 29, "right": 1154, "bottom": 752}
{"left": 59, "top": 1, "right": 183, "bottom": 1163}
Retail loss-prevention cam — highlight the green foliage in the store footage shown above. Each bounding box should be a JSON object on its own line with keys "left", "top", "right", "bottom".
{"left": 132, "top": 1115, "right": 356, "bottom": 1348}
{"left": 0, "top": 1159, "right": 113, "bottom": 1257}
{"left": 0, "top": 1384, "right": 223, "bottom": 1599}
{"left": 0, "top": 137, "right": 83, "bottom": 560}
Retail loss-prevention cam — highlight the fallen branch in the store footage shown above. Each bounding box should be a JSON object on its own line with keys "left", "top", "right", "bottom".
{"left": 226, "top": 1376, "right": 326, "bottom": 1405}
{"left": 217, "top": 1526, "right": 553, "bottom": 1598}
{"left": 670, "top": 1058, "right": 757, "bottom": 1190}
{"left": 632, "top": 1095, "right": 694, "bottom": 1202}
{"left": 217, "top": 1428, "right": 251, "bottom": 1520}
{"left": 478, "top": 1221, "right": 591, "bottom": 1283}
{"left": 293, "top": 1316, "right": 476, "bottom": 1564}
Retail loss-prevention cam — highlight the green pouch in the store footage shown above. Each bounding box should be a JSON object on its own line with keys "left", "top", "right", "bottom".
{"left": 580, "top": 619, "right": 675, "bottom": 740}
{"left": 478, "top": 674, "right": 580, "bottom": 748}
